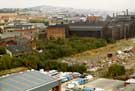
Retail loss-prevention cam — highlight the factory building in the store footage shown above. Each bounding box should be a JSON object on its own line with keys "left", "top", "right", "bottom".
{"left": 69, "top": 23, "right": 103, "bottom": 38}
{"left": 47, "top": 24, "right": 69, "bottom": 39}
{"left": 46, "top": 10, "right": 135, "bottom": 40}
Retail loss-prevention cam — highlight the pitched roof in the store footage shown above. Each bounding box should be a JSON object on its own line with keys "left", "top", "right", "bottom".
{"left": 6, "top": 45, "right": 32, "bottom": 55}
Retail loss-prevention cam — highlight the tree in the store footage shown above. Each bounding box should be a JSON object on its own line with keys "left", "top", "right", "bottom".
{"left": 105, "top": 38, "right": 116, "bottom": 44}
{"left": 21, "top": 55, "right": 40, "bottom": 69}
{"left": 107, "top": 64, "right": 126, "bottom": 77}
{"left": 0, "top": 47, "right": 6, "bottom": 55}
{"left": 0, "top": 55, "right": 12, "bottom": 70}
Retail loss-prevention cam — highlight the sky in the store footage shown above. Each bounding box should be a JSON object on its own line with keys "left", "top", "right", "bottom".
{"left": 0, "top": 0, "right": 135, "bottom": 11}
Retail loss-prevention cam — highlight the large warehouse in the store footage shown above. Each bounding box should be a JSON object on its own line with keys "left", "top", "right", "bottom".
{"left": 0, "top": 70, "right": 61, "bottom": 91}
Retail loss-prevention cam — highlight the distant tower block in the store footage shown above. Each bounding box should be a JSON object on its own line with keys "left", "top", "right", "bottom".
{"left": 126, "top": 9, "right": 129, "bottom": 16}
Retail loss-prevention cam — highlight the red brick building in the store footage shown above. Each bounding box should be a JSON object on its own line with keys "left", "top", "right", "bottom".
{"left": 86, "top": 16, "right": 103, "bottom": 23}
{"left": 47, "top": 25, "right": 69, "bottom": 39}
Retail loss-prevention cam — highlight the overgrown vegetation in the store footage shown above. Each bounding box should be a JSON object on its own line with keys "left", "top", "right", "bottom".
{"left": 0, "top": 47, "right": 6, "bottom": 55}
{"left": 0, "top": 55, "right": 22, "bottom": 70}
{"left": 105, "top": 64, "right": 126, "bottom": 78}
{"left": 37, "top": 37, "right": 107, "bottom": 59}
{"left": 0, "top": 37, "right": 107, "bottom": 73}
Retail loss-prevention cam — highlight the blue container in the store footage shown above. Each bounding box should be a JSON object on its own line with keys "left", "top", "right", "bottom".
{"left": 76, "top": 78, "right": 86, "bottom": 85}
{"left": 83, "top": 87, "right": 94, "bottom": 91}
{"left": 64, "top": 75, "right": 72, "bottom": 81}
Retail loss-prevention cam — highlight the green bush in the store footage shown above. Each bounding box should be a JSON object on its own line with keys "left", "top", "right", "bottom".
{"left": 0, "top": 47, "right": 6, "bottom": 55}
{"left": 107, "top": 64, "right": 126, "bottom": 77}
{"left": 0, "top": 55, "right": 22, "bottom": 70}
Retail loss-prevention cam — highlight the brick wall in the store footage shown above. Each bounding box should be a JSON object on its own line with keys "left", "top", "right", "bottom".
{"left": 47, "top": 27, "right": 66, "bottom": 39}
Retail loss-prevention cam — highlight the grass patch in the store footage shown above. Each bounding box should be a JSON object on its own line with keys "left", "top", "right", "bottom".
{"left": 0, "top": 67, "right": 28, "bottom": 76}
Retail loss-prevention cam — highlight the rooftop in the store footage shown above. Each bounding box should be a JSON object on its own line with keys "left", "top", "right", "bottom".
{"left": 0, "top": 70, "right": 60, "bottom": 91}
{"left": 6, "top": 45, "right": 32, "bottom": 55}
{"left": 48, "top": 24, "right": 68, "bottom": 28}
{"left": 0, "top": 32, "right": 21, "bottom": 39}
{"left": 69, "top": 25, "right": 103, "bottom": 31}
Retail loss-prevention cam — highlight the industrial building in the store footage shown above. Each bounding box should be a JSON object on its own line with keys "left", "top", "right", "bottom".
{"left": 69, "top": 23, "right": 103, "bottom": 38}
{"left": 46, "top": 10, "right": 135, "bottom": 40}
{"left": 47, "top": 24, "right": 69, "bottom": 39}
{"left": 0, "top": 70, "right": 61, "bottom": 91}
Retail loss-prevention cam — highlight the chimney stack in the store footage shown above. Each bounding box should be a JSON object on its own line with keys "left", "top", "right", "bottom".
{"left": 113, "top": 13, "right": 115, "bottom": 18}
{"left": 126, "top": 9, "right": 129, "bottom": 16}
{"left": 116, "top": 12, "right": 118, "bottom": 17}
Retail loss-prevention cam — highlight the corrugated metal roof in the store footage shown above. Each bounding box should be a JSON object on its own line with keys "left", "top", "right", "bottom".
{"left": 0, "top": 71, "right": 60, "bottom": 91}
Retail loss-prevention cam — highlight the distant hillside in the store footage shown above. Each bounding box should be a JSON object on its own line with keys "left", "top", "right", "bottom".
{"left": 28, "top": 5, "right": 113, "bottom": 16}
{"left": 0, "top": 8, "right": 16, "bottom": 13}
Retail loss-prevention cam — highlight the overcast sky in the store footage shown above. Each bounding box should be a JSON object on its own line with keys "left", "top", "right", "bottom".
{"left": 0, "top": 0, "right": 134, "bottom": 11}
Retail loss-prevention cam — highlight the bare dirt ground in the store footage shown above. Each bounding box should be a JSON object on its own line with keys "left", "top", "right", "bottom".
{"left": 63, "top": 39, "right": 135, "bottom": 73}
{"left": 71, "top": 39, "right": 134, "bottom": 62}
